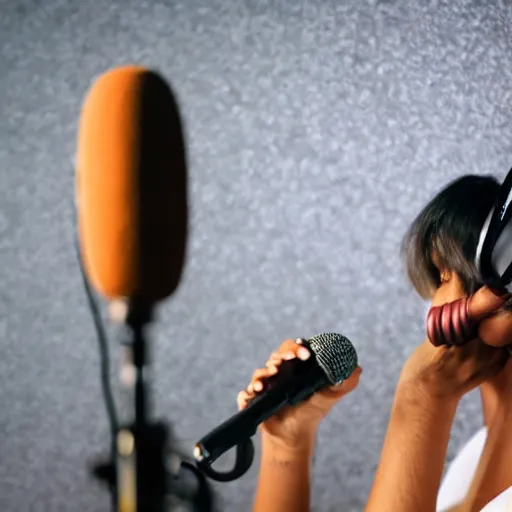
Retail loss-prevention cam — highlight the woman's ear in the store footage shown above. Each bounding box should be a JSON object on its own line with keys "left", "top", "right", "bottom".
{"left": 440, "top": 269, "right": 452, "bottom": 284}
{"left": 431, "top": 271, "right": 466, "bottom": 306}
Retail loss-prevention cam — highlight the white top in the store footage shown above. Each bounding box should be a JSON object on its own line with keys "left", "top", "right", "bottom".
{"left": 437, "top": 427, "right": 512, "bottom": 511}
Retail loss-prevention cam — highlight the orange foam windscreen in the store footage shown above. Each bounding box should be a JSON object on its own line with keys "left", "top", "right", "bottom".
{"left": 76, "top": 66, "right": 187, "bottom": 302}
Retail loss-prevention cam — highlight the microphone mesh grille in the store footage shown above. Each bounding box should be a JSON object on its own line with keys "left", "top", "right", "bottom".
{"left": 307, "top": 333, "right": 358, "bottom": 384}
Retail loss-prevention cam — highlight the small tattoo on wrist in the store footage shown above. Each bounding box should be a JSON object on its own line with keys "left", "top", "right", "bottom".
{"left": 269, "top": 458, "right": 295, "bottom": 468}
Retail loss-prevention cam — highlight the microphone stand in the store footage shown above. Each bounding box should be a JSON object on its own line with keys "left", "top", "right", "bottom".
{"left": 92, "top": 299, "right": 214, "bottom": 512}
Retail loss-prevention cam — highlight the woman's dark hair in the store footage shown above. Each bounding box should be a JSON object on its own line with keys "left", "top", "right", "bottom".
{"left": 401, "top": 175, "right": 500, "bottom": 298}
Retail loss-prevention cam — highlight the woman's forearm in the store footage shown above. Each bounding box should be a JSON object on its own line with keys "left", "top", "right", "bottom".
{"left": 461, "top": 406, "right": 512, "bottom": 512}
{"left": 365, "top": 383, "right": 459, "bottom": 512}
{"left": 253, "top": 434, "right": 314, "bottom": 512}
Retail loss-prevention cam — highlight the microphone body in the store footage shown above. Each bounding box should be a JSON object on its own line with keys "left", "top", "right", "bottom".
{"left": 195, "top": 352, "right": 328, "bottom": 464}
{"left": 194, "top": 333, "right": 358, "bottom": 469}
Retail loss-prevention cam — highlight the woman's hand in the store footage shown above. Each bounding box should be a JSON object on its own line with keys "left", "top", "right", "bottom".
{"left": 237, "top": 338, "right": 362, "bottom": 452}
{"left": 468, "top": 285, "right": 512, "bottom": 348}
{"left": 478, "top": 308, "right": 512, "bottom": 347}
{"left": 398, "top": 338, "right": 509, "bottom": 405}
{"left": 418, "top": 271, "right": 510, "bottom": 403}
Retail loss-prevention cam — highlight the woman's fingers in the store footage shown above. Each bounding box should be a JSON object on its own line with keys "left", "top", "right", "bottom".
{"left": 238, "top": 365, "right": 280, "bottom": 410}
{"left": 266, "top": 352, "right": 285, "bottom": 367}
{"left": 341, "top": 365, "right": 363, "bottom": 394}
{"left": 296, "top": 345, "right": 311, "bottom": 360}
{"left": 268, "top": 339, "right": 311, "bottom": 363}
{"left": 478, "top": 311, "right": 512, "bottom": 347}
{"left": 317, "top": 366, "right": 363, "bottom": 400}
{"left": 249, "top": 367, "right": 275, "bottom": 393}
{"left": 239, "top": 360, "right": 362, "bottom": 413}
{"left": 238, "top": 338, "right": 314, "bottom": 411}
{"left": 237, "top": 390, "right": 250, "bottom": 410}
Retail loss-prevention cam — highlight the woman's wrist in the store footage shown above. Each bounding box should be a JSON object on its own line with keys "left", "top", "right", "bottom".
{"left": 261, "top": 429, "right": 317, "bottom": 460}
{"left": 395, "top": 377, "right": 461, "bottom": 418}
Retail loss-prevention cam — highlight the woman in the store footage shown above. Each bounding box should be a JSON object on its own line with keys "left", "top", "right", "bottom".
{"left": 238, "top": 175, "right": 512, "bottom": 512}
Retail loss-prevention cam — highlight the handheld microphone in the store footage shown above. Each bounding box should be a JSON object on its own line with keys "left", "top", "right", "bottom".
{"left": 427, "top": 167, "right": 512, "bottom": 347}
{"left": 194, "top": 333, "right": 358, "bottom": 481}
{"left": 76, "top": 65, "right": 187, "bottom": 307}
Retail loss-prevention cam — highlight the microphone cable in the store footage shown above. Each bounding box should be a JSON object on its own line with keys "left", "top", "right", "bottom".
{"left": 72, "top": 202, "right": 119, "bottom": 508}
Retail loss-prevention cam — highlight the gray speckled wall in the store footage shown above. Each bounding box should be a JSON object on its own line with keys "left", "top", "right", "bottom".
{"left": 1, "top": 1, "right": 512, "bottom": 510}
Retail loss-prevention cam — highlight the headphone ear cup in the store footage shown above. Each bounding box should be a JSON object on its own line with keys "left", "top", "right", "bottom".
{"left": 476, "top": 168, "right": 512, "bottom": 294}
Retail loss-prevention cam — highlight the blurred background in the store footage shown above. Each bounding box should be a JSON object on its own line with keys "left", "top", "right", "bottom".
{"left": 1, "top": 0, "right": 512, "bottom": 510}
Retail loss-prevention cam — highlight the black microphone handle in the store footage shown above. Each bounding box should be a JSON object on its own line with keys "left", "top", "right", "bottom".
{"left": 195, "top": 359, "right": 329, "bottom": 465}
{"left": 195, "top": 390, "right": 286, "bottom": 464}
